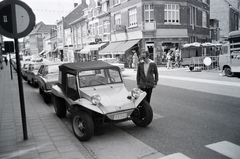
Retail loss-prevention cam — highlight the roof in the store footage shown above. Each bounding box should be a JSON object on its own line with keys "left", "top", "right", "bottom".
{"left": 30, "top": 22, "right": 56, "bottom": 35}
{"left": 59, "top": 61, "right": 119, "bottom": 75}
{"left": 228, "top": 30, "right": 240, "bottom": 39}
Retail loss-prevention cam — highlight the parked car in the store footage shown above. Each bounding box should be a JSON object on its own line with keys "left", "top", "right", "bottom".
{"left": 98, "top": 58, "right": 125, "bottom": 71}
{"left": 26, "top": 62, "right": 44, "bottom": 87}
{"left": 51, "top": 61, "right": 153, "bottom": 141}
{"left": 21, "top": 61, "right": 32, "bottom": 81}
{"left": 37, "top": 62, "right": 64, "bottom": 103}
{"left": 10, "top": 58, "right": 17, "bottom": 71}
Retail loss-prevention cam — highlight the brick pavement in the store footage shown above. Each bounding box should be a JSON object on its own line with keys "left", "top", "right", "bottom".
{"left": 0, "top": 65, "right": 94, "bottom": 159}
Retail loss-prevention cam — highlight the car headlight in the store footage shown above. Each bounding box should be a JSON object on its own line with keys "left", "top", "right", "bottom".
{"left": 91, "top": 94, "right": 101, "bottom": 105}
{"left": 131, "top": 88, "right": 141, "bottom": 99}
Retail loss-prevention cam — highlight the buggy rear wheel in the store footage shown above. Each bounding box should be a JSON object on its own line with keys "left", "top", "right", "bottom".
{"left": 132, "top": 100, "right": 153, "bottom": 127}
{"left": 72, "top": 111, "right": 94, "bottom": 141}
{"left": 43, "top": 92, "right": 51, "bottom": 104}
{"left": 52, "top": 95, "right": 66, "bottom": 118}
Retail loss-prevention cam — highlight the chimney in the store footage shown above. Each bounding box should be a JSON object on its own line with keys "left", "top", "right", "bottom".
{"left": 74, "top": 3, "right": 78, "bottom": 7}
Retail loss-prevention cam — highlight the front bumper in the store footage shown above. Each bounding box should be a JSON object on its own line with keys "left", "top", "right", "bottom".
{"left": 106, "top": 109, "right": 134, "bottom": 121}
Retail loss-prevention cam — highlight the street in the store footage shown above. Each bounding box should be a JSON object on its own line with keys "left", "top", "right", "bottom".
{"left": 15, "top": 68, "right": 240, "bottom": 159}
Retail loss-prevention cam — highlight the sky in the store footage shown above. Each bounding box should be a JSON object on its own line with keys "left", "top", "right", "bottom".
{"left": 21, "top": 0, "right": 87, "bottom": 24}
{"left": 3, "top": 0, "right": 93, "bottom": 41}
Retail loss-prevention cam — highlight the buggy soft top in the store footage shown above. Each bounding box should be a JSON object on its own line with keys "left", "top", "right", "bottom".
{"left": 59, "top": 61, "right": 120, "bottom": 75}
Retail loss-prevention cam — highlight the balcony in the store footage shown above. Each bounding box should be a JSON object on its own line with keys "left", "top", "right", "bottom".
{"left": 142, "top": 21, "right": 156, "bottom": 31}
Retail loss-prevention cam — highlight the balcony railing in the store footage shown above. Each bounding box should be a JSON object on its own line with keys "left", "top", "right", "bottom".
{"left": 142, "top": 21, "right": 156, "bottom": 31}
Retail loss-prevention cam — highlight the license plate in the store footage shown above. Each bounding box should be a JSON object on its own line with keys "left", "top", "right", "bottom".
{"left": 114, "top": 113, "right": 127, "bottom": 120}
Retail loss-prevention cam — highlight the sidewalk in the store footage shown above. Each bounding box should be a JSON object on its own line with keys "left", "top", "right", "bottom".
{"left": 0, "top": 66, "right": 94, "bottom": 159}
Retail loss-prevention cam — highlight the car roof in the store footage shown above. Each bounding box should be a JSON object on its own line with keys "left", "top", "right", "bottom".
{"left": 59, "top": 61, "right": 120, "bottom": 75}
{"left": 42, "top": 62, "right": 66, "bottom": 66}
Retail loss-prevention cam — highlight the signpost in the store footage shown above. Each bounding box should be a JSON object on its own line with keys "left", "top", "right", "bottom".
{"left": 0, "top": 0, "right": 35, "bottom": 140}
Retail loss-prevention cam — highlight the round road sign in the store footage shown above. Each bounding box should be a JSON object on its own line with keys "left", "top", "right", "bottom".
{"left": 203, "top": 57, "right": 212, "bottom": 66}
{"left": 0, "top": 0, "right": 35, "bottom": 39}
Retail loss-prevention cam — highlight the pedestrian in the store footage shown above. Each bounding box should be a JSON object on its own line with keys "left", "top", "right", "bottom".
{"left": 173, "top": 50, "right": 180, "bottom": 68}
{"left": 132, "top": 52, "right": 139, "bottom": 71}
{"left": 4, "top": 57, "right": 8, "bottom": 66}
{"left": 0, "top": 57, "right": 3, "bottom": 70}
{"left": 136, "top": 51, "right": 158, "bottom": 104}
{"left": 166, "top": 50, "right": 173, "bottom": 69}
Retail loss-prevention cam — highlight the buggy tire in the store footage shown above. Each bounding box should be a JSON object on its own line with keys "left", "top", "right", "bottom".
{"left": 43, "top": 92, "right": 51, "bottom": 104}
{"left": 52, "top": 95, "right": 66, "bottom": 118}
{"left": 224, "top": 67, "right": 234, "bottom": 77}
{"left": 72, "top": 111, "right": 94, "bottom": 141}
{"left": 132, "top": 100, "right": 153, "bottom": 127}
{"left": 39, "top": 87, "right": 43, "bottom": 95}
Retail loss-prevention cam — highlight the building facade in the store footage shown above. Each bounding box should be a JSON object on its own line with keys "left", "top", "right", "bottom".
{"left": 210, "top": 0, "right": 240, "bottom": 40}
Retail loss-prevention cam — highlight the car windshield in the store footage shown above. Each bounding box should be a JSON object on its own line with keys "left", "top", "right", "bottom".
{"left": 78, "top": 68, "right": 122, "bottom": 88}
{"left": 23, "top": 64, "right": 29, "bottom": 69}
{"left": 33, "top": 64, "right": 41, "bottom": 70}
{"left": 47, "top": 65, "right": 59, "bottom": 74}
{"left": 98, "top": 58, "right": 118, "bottom": 63}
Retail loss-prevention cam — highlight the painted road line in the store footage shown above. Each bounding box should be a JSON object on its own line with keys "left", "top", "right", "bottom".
{"left": 159, "top": 153, "right": 191, "bottom": 159}
{"left": 205, "top": 141, "right": 240, "bottom": 159}
{"left": 160, "top": 75, "right": 240, "bottom": 87}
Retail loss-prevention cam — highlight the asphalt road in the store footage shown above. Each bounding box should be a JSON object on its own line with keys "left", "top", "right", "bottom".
{"left": 48, "top": 68, "right": 240, "bottom": 159}
{"left": 122, "top": 79, "right": 240, "bottom": 159}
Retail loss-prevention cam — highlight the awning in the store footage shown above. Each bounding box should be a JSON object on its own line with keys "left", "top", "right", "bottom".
{"left": 43, "top": 51, "right": 50, "bottom": 56}
{"left": 99, "top": 41, "right": 124, "bottom": 55}
{"left": 79, "top": 43, "right": 107, "bottom": 54}
{"left": 90, "top": 43, "right": 107, "bottom": 51}
{"left": 112, "top": 39, "right": 140, "bottom": 54}
{"left": 39, "top": 50, "right": 45, "bottom": 55}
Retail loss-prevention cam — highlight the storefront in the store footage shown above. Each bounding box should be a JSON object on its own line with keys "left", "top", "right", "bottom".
{"left": 75, "top": 42, "right": 108, "bottom": 61}
{"left": 99, "top": 39, "right": 141, "bottom": 68}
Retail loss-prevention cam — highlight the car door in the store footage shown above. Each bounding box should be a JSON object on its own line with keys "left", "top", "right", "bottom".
{"left": 37, "top": 65, "right": 45, "bottom": 87}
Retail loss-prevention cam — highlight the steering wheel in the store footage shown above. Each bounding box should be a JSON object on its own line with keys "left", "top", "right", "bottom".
{"left": 110, "top": 77, "right": 115, "bottom": 82}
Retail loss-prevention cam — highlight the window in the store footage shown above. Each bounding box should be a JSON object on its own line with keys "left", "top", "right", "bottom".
{"left": 113, "top": 0, "right": 120, "bottom": 6}
{"left": 202, "top": 0, "right": 207, "bottom": 4}
{"left": 202, "top": 11, "right": 207, "bottom": 27}
{"left": 164, "top": 4, "right": 180, "bottom": 24}
{"left": 101, "top": 2, "right": 107, "bottom": 12}
{"left": 114, "top": 13, "right": 121, "bottom": 25}
{"left": 103, "top": 21, "right": 110, "bottom": 34}
{"left": 190, "top": 6, "right": 197, "bottom": 26}
{"left": 144, "top": 4, "right": 154, "bottom": 22}
{"left": 95, "top": 23, "right": 99, "bottom": 35}
{"left": 129, "top": 7, "right": 137, "bottom": 27}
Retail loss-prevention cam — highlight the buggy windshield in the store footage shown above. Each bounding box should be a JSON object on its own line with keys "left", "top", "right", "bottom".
{"left": 78, "top": 68, "right": 122, "bottom": 88}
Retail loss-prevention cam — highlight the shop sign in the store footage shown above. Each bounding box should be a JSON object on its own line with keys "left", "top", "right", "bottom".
{"left": 114, "top": 25, "right": 126, "bottom": 32}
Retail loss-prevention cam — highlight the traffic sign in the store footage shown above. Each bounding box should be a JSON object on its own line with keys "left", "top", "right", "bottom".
{"left": 0, "top": 0, "right": 35, "bottom": 39}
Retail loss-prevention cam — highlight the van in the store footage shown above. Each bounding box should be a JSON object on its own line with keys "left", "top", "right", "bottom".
{"left": 219, "top": 30, "right": 240, "bottom": 77}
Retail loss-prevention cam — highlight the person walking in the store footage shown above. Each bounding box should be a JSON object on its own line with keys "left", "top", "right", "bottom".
{"left": 166, "top": 50, "right": 173, "bottom": 69}
{"left": 4, "top": 57, "right": 8, "bottom": 66}
{"left": 132, "top": 52, "right": 139, "bottom": 71}
{"left": 136, "top": 51, "right": 158, "bottom": 104}
{"left": 0, "top": 56, "right": 3, "bottom": 70}
{"left": 173, "top": 50, "right": 180, "bottom": 68}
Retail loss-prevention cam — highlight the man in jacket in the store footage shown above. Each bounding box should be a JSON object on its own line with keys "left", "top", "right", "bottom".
{"left": 136, "top": 51, "right": 158, "bottom": 104}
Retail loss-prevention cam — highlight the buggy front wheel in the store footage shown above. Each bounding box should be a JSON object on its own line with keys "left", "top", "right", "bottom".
{"left": 132, "top": 100, "right": 153, "bottom": 127}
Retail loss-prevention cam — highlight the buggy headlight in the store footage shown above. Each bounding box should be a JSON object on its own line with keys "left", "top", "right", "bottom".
{"left": 91, "top": 94, "right": 101, "bottom": 105}
{"left": 131, "top": 88, "right": 141, "bottom": 99}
